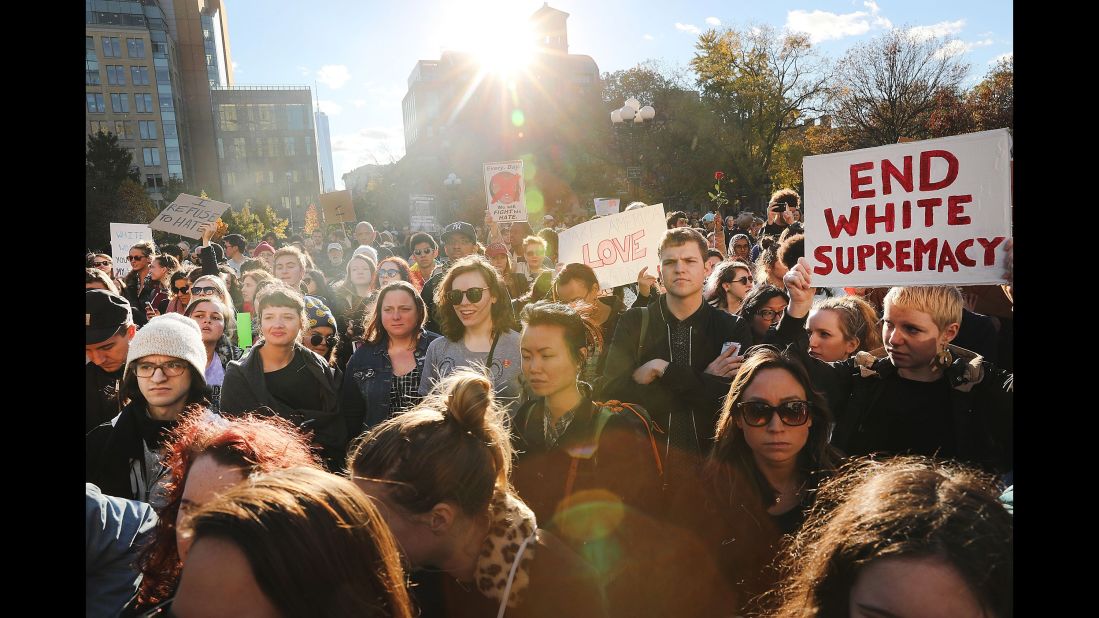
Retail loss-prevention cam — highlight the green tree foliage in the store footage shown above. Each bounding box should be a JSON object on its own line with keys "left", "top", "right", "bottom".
{"left": 967, "top": 57, "right": 1013, "bottom": 132}
{"left": 691, "top": 24, "right": 831, "bottom": 211}
{"left": 829, "top": 28, "right": 969, "bottom": 147}
{"left": 220, "top": 205, "right": 288, "bottom": 243}
{"left": 86, "top": 131, "right": 146, "bottom": 249}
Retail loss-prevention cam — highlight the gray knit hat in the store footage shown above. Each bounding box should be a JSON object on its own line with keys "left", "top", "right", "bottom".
{"left": 125, "top": 313, "right": 208, "bottom": 380}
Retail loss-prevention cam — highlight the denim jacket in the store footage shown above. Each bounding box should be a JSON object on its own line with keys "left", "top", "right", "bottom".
{"left": 339, "top": 329, "right": 441, "bottom": 438}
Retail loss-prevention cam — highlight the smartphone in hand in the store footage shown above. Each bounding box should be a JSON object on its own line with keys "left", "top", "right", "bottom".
{"left": 721, "top": 341, "right": 741, "bottom": 356}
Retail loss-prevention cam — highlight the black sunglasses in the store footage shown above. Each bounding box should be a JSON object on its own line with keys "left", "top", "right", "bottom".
{"left": 310, "top": 333, "right": 338, "bottom": 348}
{"left": 92, "top": 260, "right": 112, "bottom": 267}
{"left": 736, "top": 401, "right": 812, "bottom": 427}
{"left": 126, "top": 255, "right": 147, "bottom": 262}
{"left": 191, "top": 286, "right": 218, "bottom": 295}
{"left": 446, "top": 287, "right": 487, "bottom": 305}
{"left": 174, "top": 286, "right": 190, "bottom": 293}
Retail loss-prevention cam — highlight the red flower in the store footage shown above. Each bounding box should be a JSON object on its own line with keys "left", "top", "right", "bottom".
{"left": 714, "top": 171, "right": 725, "bottom": 181}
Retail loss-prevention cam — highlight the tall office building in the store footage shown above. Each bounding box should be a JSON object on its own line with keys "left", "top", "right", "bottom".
{"left": 212, "top": 86, "right": 321, "bottom": 232}
{"left": 86, "top": 0, "right": 190, "bottom": 204}
{"left": 315, "top": 111, "right": 336, "bottom": 193}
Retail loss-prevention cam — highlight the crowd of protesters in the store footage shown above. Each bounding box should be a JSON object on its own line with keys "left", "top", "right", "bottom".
{"left": 87, "top": 189, "right": 1013, "bottom": 617}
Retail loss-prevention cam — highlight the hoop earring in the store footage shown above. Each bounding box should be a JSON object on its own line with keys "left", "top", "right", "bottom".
{"left": 931, "top": 345, "right": 953, "bottom": 372}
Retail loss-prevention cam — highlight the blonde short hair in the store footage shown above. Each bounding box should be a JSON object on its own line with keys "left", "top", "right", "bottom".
{"left": 883, "top": 286, "right": 963, "bottom": 333}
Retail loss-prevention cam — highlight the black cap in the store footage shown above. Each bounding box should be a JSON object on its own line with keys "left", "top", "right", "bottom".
{"left": 223, "top": 234, "right": 246, "bottom": 250}
{"left": 86, "top": 290, "right": 132, "bottom": 344}
{"left": 441, "top": 222, "right": 476, "bottom": 242}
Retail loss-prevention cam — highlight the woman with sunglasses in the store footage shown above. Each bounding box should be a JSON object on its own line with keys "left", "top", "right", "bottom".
{"left": 738, "top": 284, "right": 790, "bottom": 343}
{"left": 301, "top": 296, "right": 339, "bottom": 366}
{"left": 375, "top": 256, "right": 412, "bottom": 289}
{"left": 183, "top": 296, "right": 241, "bottom": 413}
{"left": 705, "top": 260, "right": 754, "bottom": 315}
{"left": 420, "top": 255, "right": 524, "bottom": 414}
{"left": 123, "top": 241, "right": 157, "bottom": 326}
{"left": 302, "top": 268, "right": 335, "bottom": 307}
{"left": 671, "top": 345, "right": 841, "bottom": 616}
{"left": 88, "top": 252, "right": 126, "bottom": 293}
{"left": 163, "top": 270, "right": 194, "bottom": 314}
{"left": 341, "top": 281, "right": 441, "bottom": 436}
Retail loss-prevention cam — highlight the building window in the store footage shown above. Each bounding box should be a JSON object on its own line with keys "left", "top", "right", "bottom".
{"left": 135, "top": 93, "right": 154, "bottom": 113}
{"left": 89, "top": 120, "right": 111, "bottom": 135}
{"left": 159, "top": 94, "right": 173, "bottom": 112}
{"left": 130, "top": 66, "right": 150, "bottom": 86}
{"left": 127, "top": 38, "right": 146, "bottom": 59}
{"left": 139, "top": 120, "right": 157, "bottom": 140}
{"left": 143, "top": 147, "right": 160, "bottom": 167}
{"left": 110, "top": 93, "right": 130, "bottom": 113}
{"left": 217, "top": 137, "right": 224, "bottom": 159}
{"left": 102, "top": 37, "right": 122, "bottom": 58}
{"left": 225, "top": 171, "right": 236, "bottom": 186}
{"left": 106, "top": 65, "right": 126, "bottom": 86}
{"left": 284, "top": 137, "right": 296, "bottom": 156}
{"left": 305, "top": 140, "right": 313, "bottom": 156}
{"left": 232, "top": 137, "right": 247, "bottom": 159}
{"left": 86, "top": 62, "right": 100, "bottom": 85}
{"left": 146, "top": 174, "right": 164, "bottom": 189}
{"left": 86, "top": 93, "right": 106, "bottom": 113}
{"left": 114, "top": 121, "right": 129, "bottom": 139}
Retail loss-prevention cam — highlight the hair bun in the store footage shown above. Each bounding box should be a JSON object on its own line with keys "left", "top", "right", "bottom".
{"left": 442, "top": 370, "right": 494, "bottom": 435}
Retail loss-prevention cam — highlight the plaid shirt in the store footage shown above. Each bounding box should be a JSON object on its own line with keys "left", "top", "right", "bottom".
{"left": 542, "top": 407, "right": 577, "bottom": 448}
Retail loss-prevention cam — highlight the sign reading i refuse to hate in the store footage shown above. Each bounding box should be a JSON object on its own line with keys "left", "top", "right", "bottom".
{"left": 150, "top": 193, "right": 232, "bottom": 239}
{"left": 557, "top": 203, "right": 665, "bottom": 289}
{"left": 803, "top": 129, "right": 1012, "bottom": 287}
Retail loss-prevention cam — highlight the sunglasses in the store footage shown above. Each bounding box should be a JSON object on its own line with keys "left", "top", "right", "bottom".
{"left": 730, "top": 276, "right": 753, "bottom": 286}
{"left": 126, "top": 255, "right": 147, "bottom": 262}
{"left": 736, "top": 401, "right": 811, "bottom": 427}
{"left": 310, "top": 333, "right": 338, "bottom": 348}
{"left": 412, "top": 248, "right": 434, "bottom": 256}
{"left": 446, "top": 286, "right": 488, "bottom": 305}
{"left": 93, "top": 260, "right": 112, "bottom": 267}
{"left": 191, "top": 286, "right": 218, "bottom": 296}
{"left": 378, "top": 268, "right": 400, "bottom": 278}
{"left": 174, "top": 286, "right": 190, "bottom": 293}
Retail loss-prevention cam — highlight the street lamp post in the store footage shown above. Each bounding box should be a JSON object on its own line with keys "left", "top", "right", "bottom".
{"left": 610, "top": 98, "right": 657, "bottom": 201}
{"left": 443, "top": 172, "right": 462, "bottom": 228}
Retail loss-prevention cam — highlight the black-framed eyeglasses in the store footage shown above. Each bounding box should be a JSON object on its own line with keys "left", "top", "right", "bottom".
{"left": 756, "top": 307, "right": 787, "bottom": 320}
{"left": 174, "top": 286, "right": 190, "bottom": 293}
{"left": 310, "top": 333, "right": 338, "bottom": 348}
{"left": 447, "top": 286, "right": 487, "bottom": 305}
{"left": 93, "top": 260, "right": 112, "bottom": 267}
{"left": 126, "top": 255, "right": 148, "bottom": 262}
{"left": 736, "top": 401, "right": 811, "bottom": 427}
{"left": 134, "top": 360, "right": 189, "bottom": 378}
{"left": 412, "top": 248, "right": 434, "bottom": 256}
{"left": 191, "top": 286, "right": 217, "bottom": 296}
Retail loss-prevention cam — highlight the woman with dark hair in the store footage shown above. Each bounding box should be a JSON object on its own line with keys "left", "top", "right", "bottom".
{"left": 420, "top": 255, "right": 524, "bottom": 413}
{"left": 171, "top": 466, "right": 414, "bottom": 618}
{"left": 672, "top": 345, "right": 842, "bottom": 616}
{"left": 738, "top": 284, "right": 791, "bottom": 343}
{"left": 164, "top": 270, "right": 194, "bottom": 314}
{"left": 143, "top": 254, "right": 180, "bottom": 320}
{"left": 486, "top": 242, "right": 530, "bottom": 299}
{"left": 331, "top": 253, "right": 379, "bottom": 370}
{"left": 124, "top": 409, "right": 321, "bottom": 615}
{"left": 537, "top": 226, "right": 559, "bottom": 265}
{"left": 302, "top": 268, "right": 335, "bottom": 307}
{"left": 341, "top": 281, "right": 441, "bottom": 436}
{"left": 551, "top": 263, "right": 623, "bottom": 386}
{"left": 300, "top": 295, "right": 339, "bottom": 366}
{"left": 348, "top": 370, "right": 606, "bottom": 618}
{"left": 769, "top": 456, "right": 1013, "bottom": 618}
{"left": 184, "top": 297, "right": 242, "bottom": 412}
{"left": 375, "top": 255, "right": 413, "bottom": 288}
{"left": 704, "top": 260, "right": 754, "bottom": 315}
{"left": 220, "top": 284, "right": 345, "bottom": 469}
{"left": 123, "top": 240, "right": 158, "bottom": 326}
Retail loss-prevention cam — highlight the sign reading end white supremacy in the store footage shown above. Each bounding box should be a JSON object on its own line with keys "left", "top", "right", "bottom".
{"left": 804, "top": 129, "right": 1012, "bottom": 288}
{"left": 558, "top": 204, "right": 666, "bottom": 289}
{"left": 150, "top": 193, "right": 231, "bottom": 239}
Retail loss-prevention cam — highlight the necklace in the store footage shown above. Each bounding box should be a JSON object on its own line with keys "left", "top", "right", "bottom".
{"left": 774, "top": 480, "right": 808, "bottom": 505}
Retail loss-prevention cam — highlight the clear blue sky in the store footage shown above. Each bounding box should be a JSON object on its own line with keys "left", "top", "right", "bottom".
{"left": 226, "top": 0, "right": 1012, "bottom": 190}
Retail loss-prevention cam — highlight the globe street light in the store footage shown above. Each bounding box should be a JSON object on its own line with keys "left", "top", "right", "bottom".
{"left": 609, "top": 98, "right": 658, "bottom": 201}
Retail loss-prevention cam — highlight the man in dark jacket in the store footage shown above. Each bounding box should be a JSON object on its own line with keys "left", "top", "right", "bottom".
{"left": 599, "top": 228, "right": 753, "bottom": 488}
{"left": 86, "top": 313, "right": 211, "bottom": 503}
{"left": 86, "top": 290, "right": 136, "bottom": 433}
{"left": 421, "top": 221, "right": 478, "bottom": 332}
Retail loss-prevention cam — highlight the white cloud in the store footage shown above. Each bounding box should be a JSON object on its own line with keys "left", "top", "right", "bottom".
{"left": 297, "top": 66, "right": 311, "bottom": 77}
{"left": 863, "top": 0, "right": 892, "bottom": 28}
{"left": 908, "top": 19, "right": 966, "bottom": 41}
{"left": 675, "top": 22, "right": 701, "bottom": 34}
{"left": 643, "top": 33, "right": 655, "bottom": 41}
{"left": 316, "top": 65, "right": 352, "bottom": 90}
{"left": 935, "top": 38, "right": 993, "bottom": 58}
{"left": 331, "top": 126, "right": 407, "bottom": 183}
{"left": 786, "top": 9, "right": 872, "bottom": 43}
{"left": 989, "top": 51, "right": 1013, "bottom": 65}
{"left": 317, "top": 100, "right": 343, "bottom": 115}
{"left": 353, "top": 99, "right": 367, "bottom": 108}
{"left": 705, "top": 17, "right": 721, "bottom": 26}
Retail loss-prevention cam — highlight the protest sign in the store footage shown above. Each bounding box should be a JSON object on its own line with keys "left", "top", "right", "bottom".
{"left": 483, "top": 160, "right": 527, "bottom": 223}
{"left": 150, "top": 193, "right": 231, "bottom": 239}
{"left": 236, "top": 313, "right": 253, "bottom": 348}
{"left": 109, "top": 223, "right": 153, "bottom": 278}
{"left": 803, "top": 129, "right": 1012, "bottom": 287}
{"left": 319, "top": 190, "right": 355, "bottom": 224}
{"left": 409, "top": 194, "right": 437, "bottom": 231}
{"left": 557, "top": 203, "right": 666, "bottom": 289}
{"left": 594, "top": 197, "right": 621, "bottom": 217}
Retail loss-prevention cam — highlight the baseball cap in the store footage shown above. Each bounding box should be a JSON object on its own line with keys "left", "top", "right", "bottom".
{"left": 86, "top": 290, "right": 133, "bottom": 345}
{"left": 485, "top": 243, "right": 509, "bottom": 258}
{"left": 702, "top": 212, "right": 716, "bottom": 223}
{"left": 441, "top": 222, "right": 476, "bottom": 242}
{"left": 327, "top": 242, "right": 344, "bottom": 252}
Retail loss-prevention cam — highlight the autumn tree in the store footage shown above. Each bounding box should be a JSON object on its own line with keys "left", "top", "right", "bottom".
{"left": 967, "top": 57, "right": 1013, "bottom": 132}
{"left": 691, "top": 24, "right": 832, "bottom": 211}
{"left": 303, "top": 204, "right": 320, "bottom": 235}
{"left": 86, "top": 131, "right": 147, "bottom": 249}
{"left": 829, "top": 28, "right": 969, "bottom": 147}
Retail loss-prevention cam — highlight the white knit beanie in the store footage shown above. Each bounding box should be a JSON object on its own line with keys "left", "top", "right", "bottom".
{"left": 125, "top": 313, "right": 208, "bottom": 379}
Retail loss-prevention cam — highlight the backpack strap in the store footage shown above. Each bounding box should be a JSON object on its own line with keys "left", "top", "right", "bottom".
{"left": 636, "top": 306, "right": 650, "bottom": 363}
{"left": 592, "top": 400, "right": 664, "bottom": 478}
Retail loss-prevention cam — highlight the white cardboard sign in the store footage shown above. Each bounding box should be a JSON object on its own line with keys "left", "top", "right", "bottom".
{"left": 594, "top": 197, "right": 621, "bottom": 217}
{"left": 150, "top": 193, "right": 231, "bottom": 239}
{"left": 803, "top": 129, "right": 1012, "bottom": 287}
{"left": 557, "top": 204, "right": 666, "bottom": 289}
{"left": 483, "top": 160, "right": 527, "bottom": 223}
{"left": 109, "top": 223, "right": 153, "bottom": 279}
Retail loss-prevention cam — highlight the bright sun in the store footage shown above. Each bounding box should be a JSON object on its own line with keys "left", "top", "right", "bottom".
{"left": 438, "top": 1, "right": 537, "bottom": 76}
